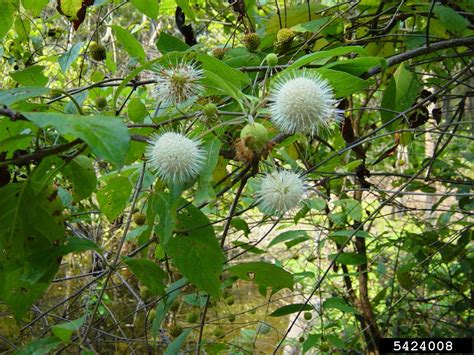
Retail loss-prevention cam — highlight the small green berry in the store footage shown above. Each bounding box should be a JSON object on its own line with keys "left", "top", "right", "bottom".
{"left": 225, "top": 296, "right": 235, "bottom": 306}
{"left": 240, "top": 122, "right": 269, "bottom": 152}
{"left": 242, "top": 33, "right": 261, "bottom": 51}
{"left": 95, "top": 96, "right": 107, "bottom": 110}
{"left": 299, "top": 336, "right": 305, "bottom": 343}
{"left": 265, "top": 53, "right": 278, "bottom": 67}
{"left": 228, "top": 314, "right": 235, "bottom": 322}
{"left": 303, "top": 312, "right": 312, "bottom": 320}
{"left": 320, "top": 342, "right": 330, "bottom": 351}
{"left": 213, "top": 329, "right": 225, "bottom": 338}
{"left": 132, "top": 212, "right": 146, "bottom": 225}
{"left": 257, "top": 322, "right": 271, "bottom": 335}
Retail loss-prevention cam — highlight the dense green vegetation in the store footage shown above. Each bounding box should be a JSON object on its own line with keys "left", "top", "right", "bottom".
{"left": 0, "top": 0, "right": 472, "bottom": 353}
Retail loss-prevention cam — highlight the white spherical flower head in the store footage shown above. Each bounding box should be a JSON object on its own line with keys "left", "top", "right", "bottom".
{"left": 146, "top": 132, "right": 205, "bottom": 184}
{"left": 153, "top": 61, "right": 203, "bottom": 105}
{"left": 269, "top": 70, "right": 338, "bottom": 135}
{"left": 258, "top": 170, "right": 305, "bottom": 215}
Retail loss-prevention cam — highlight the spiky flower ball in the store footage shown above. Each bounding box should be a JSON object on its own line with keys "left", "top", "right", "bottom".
{"left": 89, "top": 42, "right": 106, "bottom": 61}
{"left": 257, "top": 170, "right": 305, "bottom": 215}
{"left": 269, "top": 70, "right": 338, "bottom": 135}
{"left": 242, "top": 33, "right": 261, "bottom": 51}
{"left": 153, "top": 62, "right": 203, "bottom": 105}
{"left": 145, "top": 132, "right": 205, "bottom": 184}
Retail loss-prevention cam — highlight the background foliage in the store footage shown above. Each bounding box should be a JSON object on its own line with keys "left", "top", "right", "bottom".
{"left": 0, "top": 0, "right": 472, "bottom": 353}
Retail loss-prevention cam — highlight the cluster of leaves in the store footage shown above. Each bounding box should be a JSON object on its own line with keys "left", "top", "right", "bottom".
{"left": 0, "top": 0, "right": 472, "bottom": 354}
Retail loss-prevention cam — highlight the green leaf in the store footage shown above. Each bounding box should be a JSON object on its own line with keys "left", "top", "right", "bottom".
{"left": 11, "top": 65, "right": 48, "bottom": 86}
{"left": 130, "top": 0, "right": 159, "bottom": 19}
{"left": 124, "top": 258, "right": 167, "bottom": 295}
{"left": 227, "top": 262, "right": 294, "bottom": 291}
{"left": 197, "top": 53, "right": 249, "bottom": 99}
{"left": 433, "top": 5, "right": 468, "bottom": 36}
{"left": 61, "top": 155, "right": 97, "bottom": 202}
{"left": 156, "top": 31, "right": 190, "bottom": 53}
{"left": 325, "top": 57, "right": 387, "bottom": 76}
{"left": 58, "top": 42, "right": 83, "bottom": 73}
{"left": 269, "top": 303, "right": 313, "bottom": 317}
{"left": 164, "top": 329, "right": 192, "bottom": 355}
{"left": 176, "top": 0, "right": 195, "bottom": 21}
{"left": 57, "top": 0, "right": 83, "bottom": 19}
{"left": 268, "top": 230, "right": 310, "bottom": 249}
{"left": 0, "top": 182, "right": 65, "bottom": 319}
{"left": 195, "top": 137, "right": 221, "bottom": 204}
{"left": 230, "top": 218, "right": 250, "bottom": 237}
{"left": 323, "top": 297, "right": 359, "bottom": 314}
{"left": 381, "top": 63, "right": 420, "bottom": 127}
{"left": 15, "top": 337, "right": 63, "bottom": 355}
{"left": 0, "top": 0, "right": 16, "bottom": 40}
{"left": 266, "top": 3, "right": 327, "bottom": 33}
{"left": 0, "top": 86, "right": 49, "bottom": 106}
{"left": 166, "top": 202, "right": 224, "bottom": 298}
{"left": 281, "top": 46, "right": 367, "bottom": 73}
{"left": 329, "top": 252, "right": 367, "bottom": 265}
{"left": 21, "top": 0, "right": 49, "bottom": 16}
{"left": 96, "top": 175, "right": 132, "bottom": 222}
{"left": 127, "top": 98, "right": 148, "bottom": 123}
{"left": 232, "top": 241, "right": 265, "bottom": 254}
{"left": 111, "top": 25, "right": 146, "bottom": 64}
{"left": 23, "top": 112, "right": 130, "bottom": 167}
{"left": 151, "top": 278, "right": 187, "bottom": 337}
{"left": 51, "top": 316, "right": 85, "bottom": 343}
{"left": 312, "top": 68, "right": 370, "bottom": 98}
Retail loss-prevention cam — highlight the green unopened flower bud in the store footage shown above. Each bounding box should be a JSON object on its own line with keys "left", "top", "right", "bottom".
{"left": 242, "top": 33, "right": 261, "bottom": 51}
{"left": 265, "top": 53, "right": 278, "bottom": 67}
{"left": 203, "top": 103, "right": 218, "bottom": 118}
{"left": 240, "top": 122, "right": 269, "bottom": 152}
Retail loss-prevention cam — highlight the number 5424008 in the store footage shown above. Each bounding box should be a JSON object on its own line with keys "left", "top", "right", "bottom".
{"left": 393, "top": 340, "right": 453, "bottom": 352}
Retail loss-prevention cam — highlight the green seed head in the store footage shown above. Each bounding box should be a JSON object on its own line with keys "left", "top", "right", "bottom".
{"left": 243, "top": 33, "right": 261, "bottom": 51}
{"left": 212, "top": 47, "right": 227, "bottom": 60}
{"left": 186, "top": 312, "right": 199, "bottom": 323}
{"left": 276, "top": 28, "right": 296, "bottom": 44}
{"left": 89, "top": 42, "right": 107, "bottom": 61}
{"left": 95, "top": 96, "right": 107, "bottom": 110}
{"left": 240, "top": 122, "right": 269, "bottom": 152}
